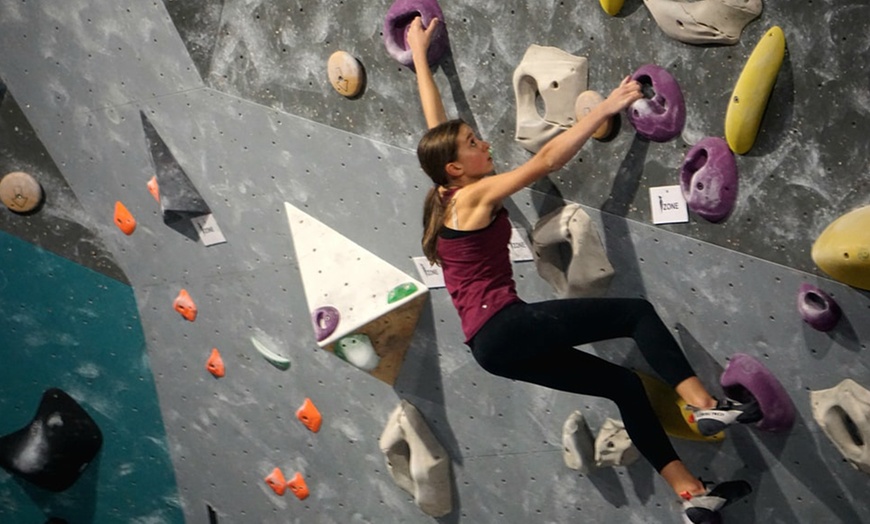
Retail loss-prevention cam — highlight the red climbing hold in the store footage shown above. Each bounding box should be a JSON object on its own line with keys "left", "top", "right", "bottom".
{"left": 173, "top": 289, "right": 198, "bottom": 322}
{"left": 296, "top": 398, "right": 322, "bottom": 433}
{"left": 264, "top": 467, "right": 287, "bottom": 496}
{"left": 288, "top": 472, "right": 310, "bottom": 500}
{"left": 113, "top": 201, "right": 137, "bottom": 235}
{"left": 206, "top": 348, "right": 225, "bottom": 378}
{"left": 147, "top": 176, "right": 160, "bottom": 202}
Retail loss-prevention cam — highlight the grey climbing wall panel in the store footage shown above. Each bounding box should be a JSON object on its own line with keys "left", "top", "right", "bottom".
{"left": 0, "top": 1, "right": 869, "bottom": 523}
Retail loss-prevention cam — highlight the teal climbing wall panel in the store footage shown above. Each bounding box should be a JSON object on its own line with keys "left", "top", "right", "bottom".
{"left": 0, "top": 231, "right": 182, "bottom": 523}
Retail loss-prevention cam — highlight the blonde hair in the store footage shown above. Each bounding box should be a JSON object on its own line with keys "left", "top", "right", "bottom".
{"left": 417, "top": 119, "right": 465, "bottom": 265}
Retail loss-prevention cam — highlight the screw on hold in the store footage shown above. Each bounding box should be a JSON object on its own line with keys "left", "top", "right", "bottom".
{"left": 173, "top": 289, "right": 198, "bottom": 322}
{"left": 206, "top": 348, "right": 225, "bottom": 378}
{"left": 288, "top": 472, "right": 310, "bottom": 500}
{"left": 264, "top": 467, "right": 288, "bottom": 496}
{"left": 733, "top": 95, "right": 739, "bottom": 103}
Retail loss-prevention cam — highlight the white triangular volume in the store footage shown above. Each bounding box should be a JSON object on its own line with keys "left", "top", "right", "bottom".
{"left": 285, "top": 202, "right": 428, "bottom": 347}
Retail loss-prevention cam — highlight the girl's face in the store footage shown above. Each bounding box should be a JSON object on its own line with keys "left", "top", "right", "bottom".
{"left": 453, "top": 124, "right": 493, "bottom": 178}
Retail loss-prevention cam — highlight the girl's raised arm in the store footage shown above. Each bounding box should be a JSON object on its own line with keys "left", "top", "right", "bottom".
{"left": 408, "top": 17, "right": 447, "bottom": 130}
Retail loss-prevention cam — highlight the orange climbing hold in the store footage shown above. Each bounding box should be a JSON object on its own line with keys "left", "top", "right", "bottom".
{"left": 296, "top": 398, "right": 322, "bottom": 433}
{"left": 264, "top": 467, "right": 287, "bottom": 496}
{"left": 173, "top": 289, "right": 198, "bottom": 322}
{"left": 288, "top": 472, "right": 310, "bottom": 500}
{"left": 147, "top": 176, "right": 160, "bottom": 202}
{"left": 113, "top": 201, "right": 137, "bottom": 235}
{"left": 206, "top": 348, "right": 225, "bottom": 378}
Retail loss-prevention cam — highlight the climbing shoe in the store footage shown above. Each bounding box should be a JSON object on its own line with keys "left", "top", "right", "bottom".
{"left": 690, "top": 398, "right": 763, "bottom": 436}
{"left": 681, "top": 480, "right": 752, "bottom": 524}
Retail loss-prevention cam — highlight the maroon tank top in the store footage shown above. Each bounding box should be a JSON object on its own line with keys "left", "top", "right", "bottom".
{"left": 436, "top": 190, "right": 522, "bottom": 342}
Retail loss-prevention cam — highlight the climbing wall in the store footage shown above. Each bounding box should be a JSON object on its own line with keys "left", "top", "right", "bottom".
{"left": 0, "top": 0, "right": 868, "bottom": 523}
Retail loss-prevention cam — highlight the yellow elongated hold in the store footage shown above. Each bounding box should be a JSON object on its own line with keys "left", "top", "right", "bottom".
{"left": 599, "top": 0, "right": 625, "bottom": 16}
{"left": 812, "top": 205, "right": 870, "bottom": 291}
{"left": 724, "top": 26, "right": 786, "bottom": 155}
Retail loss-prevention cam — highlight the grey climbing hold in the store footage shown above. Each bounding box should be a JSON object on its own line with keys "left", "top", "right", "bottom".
{"left": 562, "top": 410, "right": 596, "bottom": 473}
{"left": 380, "top": 400, "right": 452, "bottom": 517}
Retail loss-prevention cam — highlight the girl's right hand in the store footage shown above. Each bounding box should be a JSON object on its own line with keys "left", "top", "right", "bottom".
{"left": 602, "top": 76, "right": 644, "bottom": 115}
{"left": 408, "top": 16, "right": 440, "bottom": 59}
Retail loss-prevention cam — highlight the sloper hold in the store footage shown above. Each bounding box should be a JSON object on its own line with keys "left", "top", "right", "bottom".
{"left": 643, "top": 0, "right": 763, "bottom": 45}
{"left": 638, "top": 371, "right": 725, "bottom": 441}
{"left": 574, "top": 90, "right": 613, "bottom": 140}
{"left": 140, "top": 111, "right": 211, "bottom": 224}
{"left": 327, "top": 51, "right": 366, "bottom": 98}
{"left": 287, "top": 472, "right": 310, "bottom": 500}
{"left": 379, "top": 400, "right": 452, "bottom": 517}
{"left": 383, "top": 0, "right": 449, "bottom": 69}
{"left": 810, "top": 379, "right": 870, "bottom": 474}
{"left": 720, "top": 353, "right": 795, "bottom": 432}
{"left": 811, "top": 205, "right": 870, "bottom": 291}
{"left": 264, "top": 467, "right": 287, "bottom": 496}
{"left": 724, "top": 26, "right": 786, "bottom": 154}
{"left": 173, "top": 289, "right": 198, "bottom": 322}
{"left": 0, "top": 388, "right": 103, "bottom": 492}
{"left": 0, "top": 171, "right": 44, "bottom": 213}
{"left": 296, "top": 398, "right": 322, "bottom": 433}
{"left": 206, "top": 348, "right": 225, "bottom": 378}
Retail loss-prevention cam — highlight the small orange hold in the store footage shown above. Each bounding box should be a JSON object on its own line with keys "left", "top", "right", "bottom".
{"left": 287, "top": 472, "right": 310, "bottom": 500}
{"left": 264, "top": 467, "right": 287, "bottom": 496}
{"left": 114, "top": 201, "right": 137, "bottom": 235}
{"left": 296, "top": 397, "right": 322, "bottom": 433}
{"left": 173, "top": 289, "right": 198, "bottom": 322}
{"left": 206, "top": 348, "right": 225, "bottom": 378}
{"left": 147, "top": 176, "right": 160, "bottom": 202}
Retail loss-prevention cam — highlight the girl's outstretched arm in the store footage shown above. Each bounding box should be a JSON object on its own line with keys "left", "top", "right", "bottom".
{"left": 408, "top": 17, "right": 447, "bottom": 129}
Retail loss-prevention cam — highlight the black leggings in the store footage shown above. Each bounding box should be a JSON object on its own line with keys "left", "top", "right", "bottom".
{"left": 469, "top": 298, "right": 696, "bottom": 472}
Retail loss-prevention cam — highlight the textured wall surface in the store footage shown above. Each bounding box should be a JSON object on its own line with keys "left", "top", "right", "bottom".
{"left": 0, "top": 0, "right": 869, "bottom": 523}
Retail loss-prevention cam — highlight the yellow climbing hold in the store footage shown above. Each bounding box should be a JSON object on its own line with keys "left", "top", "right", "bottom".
{"left": 638, "top": 372, "right": 725, "bottom": 442}
{"left": 599, "top": 0, "right": 624, "bottom": 16}
{"left": 812, "top": 205, "right": 870, "bottom": 291}
{"left": 724, "top": 26, "right": 786, "bottom": 154}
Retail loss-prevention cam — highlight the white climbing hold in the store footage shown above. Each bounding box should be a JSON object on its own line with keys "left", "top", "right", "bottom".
{"left": 810, "top": 379, "right": 870, "bottom": 474}
{"left": 379, "top": 400, "right": 452, "bottom": 517}
{"left": 594, "top": 418, "right": 640, "bottom": 468}
{"left": 562, "top": 410, "right": 596, "bottom": 473}
{"left": 643, "top": 0, "right": 762, "bottom": 45}
{"left": 513, "top": 45, "right": 588, "bottom": 153}
{"left": 335, "top": 334, "right": 380, "bottom": 371}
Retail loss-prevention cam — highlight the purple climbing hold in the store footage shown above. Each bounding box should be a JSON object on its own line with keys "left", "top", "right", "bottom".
{"left": 680, "top": 137, "right": 738, "bottom": 222}
{"left": 383, "top": 0, "right": 449, "bottom": 69}
{"left": 797, "top": 283, "right": 841, "bottom": 332}
{"left": 312, "top": 306, "right": 340, "bottom": 342}
{"left": 720, "top": 353, "right": 795, "bottom": 433}
{"left": 627, "top": 64, "right": 686, "bottom": 142}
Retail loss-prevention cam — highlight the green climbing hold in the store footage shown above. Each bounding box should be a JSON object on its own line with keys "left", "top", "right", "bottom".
{"left": 387, "top": 282, "right": 418, "bottom": 304}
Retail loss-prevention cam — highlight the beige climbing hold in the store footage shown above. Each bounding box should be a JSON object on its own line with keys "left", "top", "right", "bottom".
{"left": 562, "top": 410, "right": 596, "bottom": 473}
{"left": 643, "top": 0, "right": 762, "bottom": 45}
{"left": 531, "top": 204, "right": 614, "bottom": 298}
{"left": 574, "top": 90, "right": 612, "bottom": 140}
{"left": 379, "top": 400, "right": 452, "bottom": 517}
{"left": 513, "top": 45, "right": 589, "bottom": 153}
{"left": 811, "top": 379, "right": 870, "bottom": 474}
{"left": 327, "top": 51, "right": 365, "bottom": 98}
{"left": 594, "top": 418, "right": 640, "bottom": 468}
{"left": 0, "top": 171, "right": 43, "bottom": 213}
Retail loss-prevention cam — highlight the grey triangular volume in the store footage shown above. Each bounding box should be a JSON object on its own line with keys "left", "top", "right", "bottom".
{"left": 140, "top": 111, "right": 211, "bottom": 224}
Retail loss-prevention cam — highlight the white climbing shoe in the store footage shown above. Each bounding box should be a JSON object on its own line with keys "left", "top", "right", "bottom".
{"left": 691, "top": 398, "right": 763, "bottom": 436}
{"left": 681, "top": 480, "right": 752, "bottom": 524}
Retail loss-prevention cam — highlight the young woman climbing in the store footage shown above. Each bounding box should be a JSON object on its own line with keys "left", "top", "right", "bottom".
{"left": 407, "top": 16, "right": 761, "bottom": 524}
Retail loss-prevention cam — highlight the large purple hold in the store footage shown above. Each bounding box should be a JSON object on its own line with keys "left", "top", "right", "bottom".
{"left": 627, "top": 64, "right": 686, "bottom": 142}
{"left": 720, "top": 353, "right": 795, "bottom": 433}
{"left": 312, "top": 306, "right": 340, "bottom": 342}
{"left": 797, "top": 283, "right": 841, "bottom": 332}
{"left": 383, "top": 0, "right": 449, "bottom": 69}
{"left": 680, "top": 137, "right": 738, "bottom": 222}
